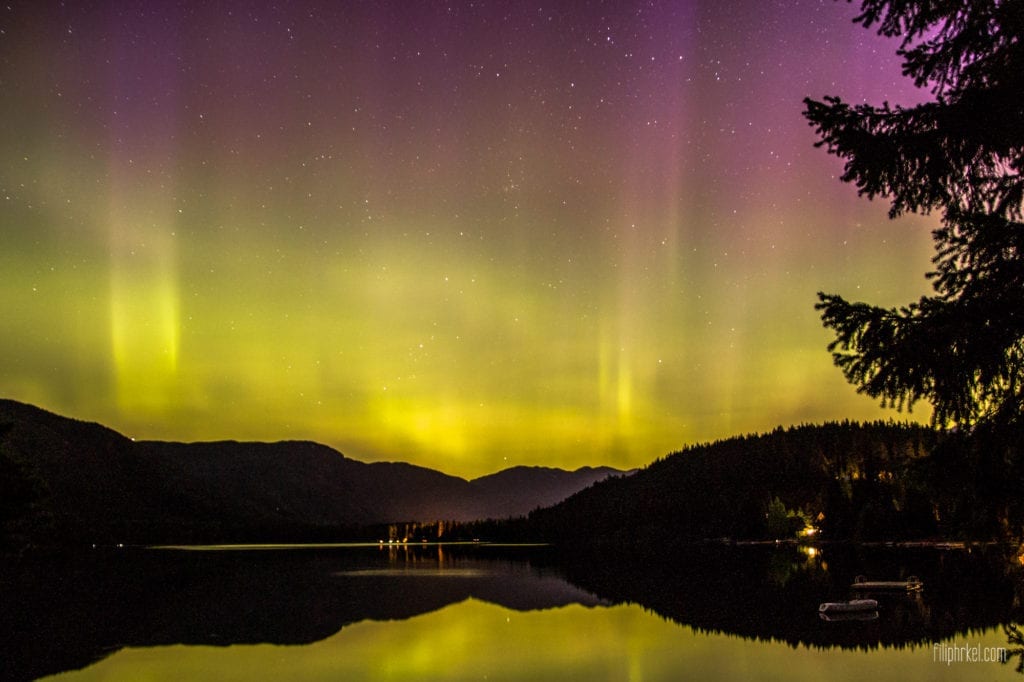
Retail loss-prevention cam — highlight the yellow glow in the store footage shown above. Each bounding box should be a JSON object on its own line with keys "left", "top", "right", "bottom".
{"left": 369, "top": 394, "right": 473, "bottom": 461}
{"left": 43, "top": 599, "right": 1011, "bottom": 681}
{"left": 0, "top": 0, "right": 949, "bottom": 478}
{"left": 598, "top": 326, "right": 637, "bottom": 440}
{"left": 109, "top": 214, "right": 180, "bottom": 414}
{"left": 1, "top": 187, "right": 934, "bottom": 477}
{"left": 617, "top": 349, "right": 634, "bottom": 430}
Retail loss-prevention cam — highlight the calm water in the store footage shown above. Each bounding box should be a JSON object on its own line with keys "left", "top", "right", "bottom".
{"left": 2, "top": 543, "right": 1022, "bottom": 680}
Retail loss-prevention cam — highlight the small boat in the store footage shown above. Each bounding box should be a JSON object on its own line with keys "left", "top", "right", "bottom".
{"left": 819, "top": 609, "right": 879, "bottom": 622}
{"left": 818, "top": 598, "right": 879, "bottom": 616}
{"left": 851, "top": 575, "right": 923, "bottom": 592}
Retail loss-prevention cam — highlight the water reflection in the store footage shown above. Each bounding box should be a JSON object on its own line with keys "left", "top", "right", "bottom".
{"left": 1, "top": 543, "right": 1021, "bottom": 680}
{"left": 34, "top": 601, "right": 1020, "bottom": 682}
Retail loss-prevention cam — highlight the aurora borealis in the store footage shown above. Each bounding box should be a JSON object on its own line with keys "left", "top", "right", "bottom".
{"left": 1, "top": 0, "right": 937, "bottom": 478}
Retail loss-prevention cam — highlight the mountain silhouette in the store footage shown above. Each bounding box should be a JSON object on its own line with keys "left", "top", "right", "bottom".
{"left": 0, "top": 399, "right": 626, "bottom": 545}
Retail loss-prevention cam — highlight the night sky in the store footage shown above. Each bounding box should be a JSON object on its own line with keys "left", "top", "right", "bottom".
{"left": 0, "top": 0, "right": 937, "bottom": 478}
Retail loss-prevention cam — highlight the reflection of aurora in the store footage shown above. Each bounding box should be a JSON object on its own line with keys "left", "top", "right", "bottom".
{"left": 0, "top": 0, "right": 940, "bottom": 479}
{"left": 4, "top": 545, "right": 1021, "bottom": 682}
{"left": 56, "top": 601, "right": 1021, "bottom": 682}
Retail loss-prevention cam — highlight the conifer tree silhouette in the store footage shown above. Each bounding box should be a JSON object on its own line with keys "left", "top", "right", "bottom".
{"left": 805, "top": 0, "right": 1024, "bottom": 429}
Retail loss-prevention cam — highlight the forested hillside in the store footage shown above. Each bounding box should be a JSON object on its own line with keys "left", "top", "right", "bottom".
{"left": 525, "top": 421, "right": 973, "bottom": 548}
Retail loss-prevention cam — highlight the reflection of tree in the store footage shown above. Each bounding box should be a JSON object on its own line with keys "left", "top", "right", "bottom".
{"left": 558, "top": 543, "right": 1024, "bottom": 652}
{"left": 766, "top": 549, "right": 802, "bottom": 587}
{"left": 1005, "top": 623, "right": 1024, "bottom": 674}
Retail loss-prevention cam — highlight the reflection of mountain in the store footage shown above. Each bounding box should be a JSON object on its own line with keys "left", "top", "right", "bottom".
{"left": 2, "top": 544, "right": 1023, "bottom": 680}
{"left": 6, "top": 540, "right": 1024, "bottom": 679}
{"left": 0, "top": 399, "right": 624, "bottom": 544}
{"left": 0, "top": 546, "right": 605, "bottom": 682}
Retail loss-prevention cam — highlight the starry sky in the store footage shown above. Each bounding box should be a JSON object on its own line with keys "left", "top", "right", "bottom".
{"left": 0, "top": 0, "right": 937, "bottom": 478}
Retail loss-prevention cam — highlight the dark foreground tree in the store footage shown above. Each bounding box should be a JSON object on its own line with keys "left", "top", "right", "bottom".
{"left": 805, "top": 0, "right": 1024, "bottom": 429}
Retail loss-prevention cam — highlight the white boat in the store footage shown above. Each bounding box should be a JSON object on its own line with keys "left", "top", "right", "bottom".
{"left": 818, "top": 598, "right": 879, "bottom": 616}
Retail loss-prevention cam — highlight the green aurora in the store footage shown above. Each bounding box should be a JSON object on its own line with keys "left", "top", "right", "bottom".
{"left": 0, "top": 1, "right": 936, "bottom": 478}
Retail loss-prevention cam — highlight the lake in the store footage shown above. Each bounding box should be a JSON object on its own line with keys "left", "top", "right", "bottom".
{"left": 2, "top": 543, "right": 1021, "bottom": 680}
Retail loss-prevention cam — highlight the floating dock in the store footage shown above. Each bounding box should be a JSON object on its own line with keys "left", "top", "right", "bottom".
{"left": 851, "top": 575, "right": 923, "bottom": 592}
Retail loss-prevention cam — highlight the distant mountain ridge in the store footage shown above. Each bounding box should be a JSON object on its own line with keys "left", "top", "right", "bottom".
{"left": 0, "top": 399, "right": 628, "bottom": 545}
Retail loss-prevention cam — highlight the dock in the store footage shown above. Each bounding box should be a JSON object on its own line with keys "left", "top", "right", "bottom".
{"left": 851, "top": 575, "right": 923, "bottom": 592}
